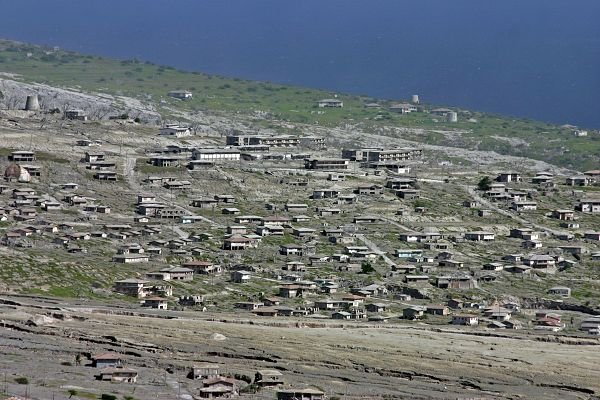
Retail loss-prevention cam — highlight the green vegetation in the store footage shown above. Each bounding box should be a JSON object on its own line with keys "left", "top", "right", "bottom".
{"left": 477, "top": 176, "right": 493, "bottom": 191}
{"left": 14, "top": 377, "right": 28, "bottom": 384}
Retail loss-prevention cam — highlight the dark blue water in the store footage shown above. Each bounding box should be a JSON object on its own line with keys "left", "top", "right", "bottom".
{"left": 1, "top": 0, "right": 599, "bottom": 128}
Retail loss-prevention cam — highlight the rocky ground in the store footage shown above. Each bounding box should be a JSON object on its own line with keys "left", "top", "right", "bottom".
{"left": 1, "top": 295, "right": 600, "bottom": 400}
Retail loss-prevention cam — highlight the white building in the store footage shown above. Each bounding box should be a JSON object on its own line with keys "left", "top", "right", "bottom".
{"left": 159, "top": 124, "right": 192, "bottom": 138}
{"left": 317, "top": 99, "right": 343, "bottom": 108}
{"left": 192, "top": 148, "right": 241, "bottom": 161}
{"left": 168, "top": 90, "right": 193, "bottom": 100}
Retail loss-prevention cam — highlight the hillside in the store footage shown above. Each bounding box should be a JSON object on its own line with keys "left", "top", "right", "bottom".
{"left": 0, "top": 39, "right": 598, "bottom": 171}
{"left": 0, "top": 38, "right": 599, "bottom": 400}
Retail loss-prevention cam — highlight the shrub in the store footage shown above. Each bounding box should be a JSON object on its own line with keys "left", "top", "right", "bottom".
{"left": 101, "top": 394, "right": 117, "bottom": 400}
{"left": 15, "top": 377, "right": 29, "bottom": 384}
{"left": 477, "top": 176, "right": 493, "bottom": 191}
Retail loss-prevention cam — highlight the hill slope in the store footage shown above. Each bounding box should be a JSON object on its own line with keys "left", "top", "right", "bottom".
{"left": 0, "top": 38, "right": 598, "bottom": 170}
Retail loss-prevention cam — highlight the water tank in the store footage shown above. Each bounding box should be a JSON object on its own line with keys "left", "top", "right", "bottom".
{"left": 25, "top": 95, "right": 40, "bottom": 111}
{"left": 447, "top": 111, "right": 458, "bottom": 123}
{"left": 411, "top": 94, "right": 420, "bottom": 104}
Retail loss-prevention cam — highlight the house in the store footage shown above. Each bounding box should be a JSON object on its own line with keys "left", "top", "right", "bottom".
{"left": 365, "top": 303, "right": 387, "bottom": 313}
{"left": 317, "top": 98, "right": 343, "bottom": 108}
{"left": 9, "top": 151, "right": 36, "bottom": 162}
{"left": 159, "top": 124, "right": 192, "bottom": 137}
{"left": 191, "top": 198, "right": 219, "bottom": 209}
{"left": 577, "top": 199, "right": 600, "bottom": 213}
{"left": 65, "top": 109, "right": 88, "bottom": 121}
{"left": 235, "top": 302, "right": 263, "bottom": 311}
{"left": 523, "top": 254, "right": 556, "bottom": 269}
{"left": 355, "top": 184, "right": 384, "bottom": 195}
{"left": 435, "top": 276, "right": 477, "bottom": 290}
{"left": 312, "top": 188, "right": 341, "bottom": 199}
{"left": 438, "top": 260, "right": 464, "bottom": 269}
{"left": 150, "top": 156, "right": 180, "bottom": 167}
{"left": 227, "top": 134, "right": 300, "bottom": 147}
{"left": 179, "top": 295, "right": 204, "bottom": 306}
{"left": 403, "top": 306, "right": 426, "bottom": 320}
{"left": 304, "top": 158, "right": 349, "bottom": 170}
{"left": 430, "top": 108, "right": 453, "bottom": 116}
{"left": 183, "top": 261, "right": 222, "bottom": 275}
{"left": 94, "top": 171, "right": 118, "bottom": 181}
{"left": 160, "top": 266, "right": 193, "bottom": 281}
{"left": 281, "top": 261, "right": 306, "bottom": 272}
{"left": 285, "top": 203, "right": 309, "bottom": 212}
{"left": 223, "top": 235, "right": 258, "bottom": 250}
{"left": 566, "top": 175, "right": 593, "bottom": 186}
{"left": 532, "top": 174, "right": 554, "bottom": 184}
{"left": 141, "top": 297, "right": 168, "bottom": 309}
{"left": 548, "top": 286, "right": 571, "bottom": 298}
{"left": 404, "top": 275, "right": 430, "bottom": 286}
{"left": 395, "top": 249, "right": 424, "bottom": 259}
{"left": 464, "top": 231, "right": 495, "bottom": 241}
{"left": 192, "top": 148, "right": 240, "bottom": 161}
{"left": 509, "top": 228, "right": 536, "bottom": 240}
{"left": 114, "top": 279, "right": 148, "bottom": 298}
{"left": 163, "top": 180, "right": 191, "bottom": 191}
{"left": 511, "top": 201, "right": 537, "bottom": 211}
{"left": 279, "top": 244, "right": 304, "bottom": 256}
{"left": 552, "top": 209, "right": 575, "bottom": 220}
{"left": 483, "top": 262, "right": 504, "bottom": 271}
{"left": 96, "top": 367, "right": 138, "bottom": 383}
{"left": 84, "top": 152, "right": 105, "bottom": 163}
{"left": 393, "top": 264, "right": 417, "bottom": 274}
{"left": 234, "top": 215, "right": 263, "bottom": 224}
{"left": 227, "top": 225, "right": 247, "bottom": 235}
{"left": 452, "top": 315, "right": 479, "bottom": 326}
{"left": 396, "top": 189, "right": 420, "bottom": 199}
{"left": 231, "top": 270, "right": 251, "bottom": 283}
{"left": 448, "top": 299, "right": 463, "bottom": 309}
{"left": 92, "top": 352, "right": 123, "bottom": 368}
{"left": 193, "top": 364, "right": 220, "bottom": 380}
{"left": 255, "top": 369, "right": 284, "bottom": 387}
{"left": 332, "top": 311, "right": 352, "bottom": 320}
{"left": 198, "top": 377, "right": 237, "bottom": 398}
{"left": 504, "top": 265, "right": 532, "bottom": 274}
{"left": 112, "top": 254, "right": 150, "bottom": 263}
{"left": 389, "top": 103, "right": 417, "bottom": 114}
{"left": 277, "top": 388, "right": 325, "bottom": 400}
{"left": 497, "top": 172, "right": 522, "bottom": 183}
{"left": 328, "top": 172, "right": 345, "bottom": 181}
{"left": 426, "top": 305, "right": 449, "bottom": 316}
{"left": 343, "top": 148, "right": 422, "bottom": 162}
{"left": 353, "top": 215, "right": 380, "bottom": 224}
{"left": 580, "top": 317, "right": 600, "bottom": 335}
{"left": 292, "top": 227, "right": 316, "bottom": 237}
{"left": 584, "top": 231, "right": 600, "bottom": 241}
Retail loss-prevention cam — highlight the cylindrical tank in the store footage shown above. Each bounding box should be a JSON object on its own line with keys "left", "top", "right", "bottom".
{"left": 411, "top": 94, "right": 420, "bottom": 104}
{"left": 447, "top": 111, "right": 458, "bottom": 123}
{"left": 25, "top": 95, "right": 40, "bottom": 111}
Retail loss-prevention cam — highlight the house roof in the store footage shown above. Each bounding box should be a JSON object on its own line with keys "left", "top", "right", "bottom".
{"left": 203, "top": 376, "right": 236, "bottom": 385}
{"left": 93, "top": 352, "right": 123, "bottom": 360}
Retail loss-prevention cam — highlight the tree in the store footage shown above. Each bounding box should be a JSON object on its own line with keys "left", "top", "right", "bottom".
{"left": 68, "top": 389, "right": 77, "bottom": 398}
{"left": 477, "top": 176, "right": 493, "bottom": 191}
{"left": 361, "top": 262, "right": 375, "bottom": 274}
